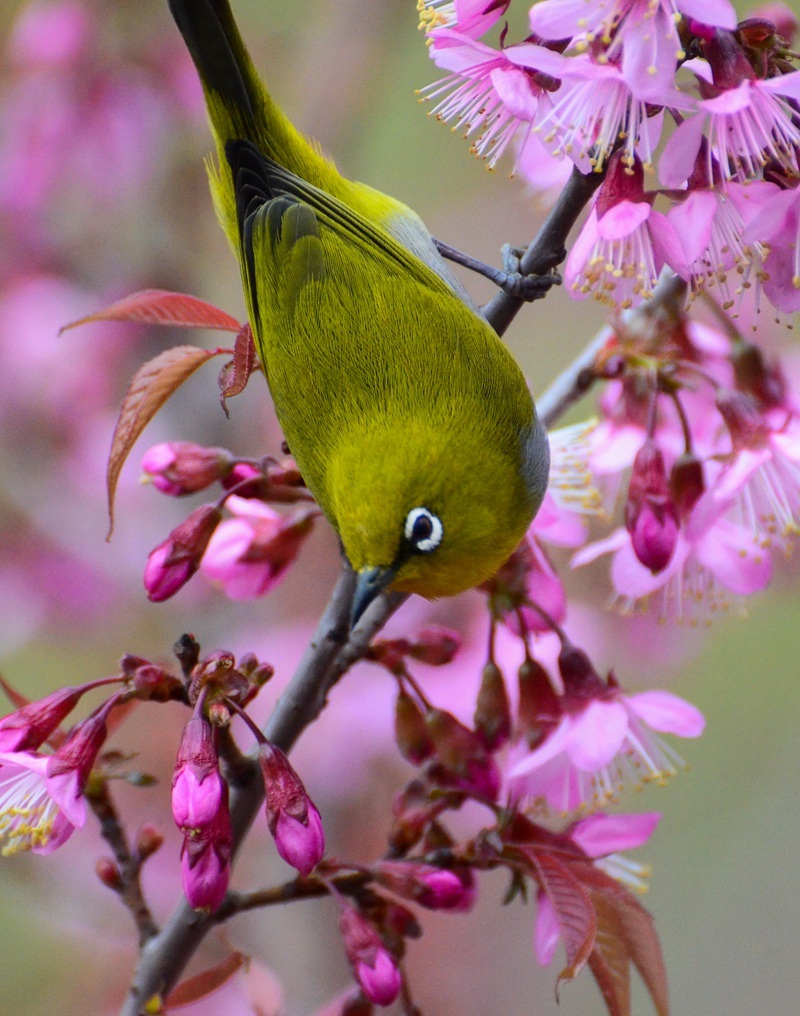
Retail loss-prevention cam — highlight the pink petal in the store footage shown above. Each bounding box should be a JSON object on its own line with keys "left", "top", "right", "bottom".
{"left": 699, "top": 80, "right": 752, "bottom": 115}
{"left": 678, "top": 0, "right": 736, "bottom": 28}
{"left": 490, "top": 65, "right": 539, "bottom": 121}
{"left": 695, "top": 518, "right": 772, "bottom": 595}
{"left": 648, "top": 207, "right": 689, "bottom": 276}
{"left": 625, "top": 691, "right": 705, "bottom": 737}
{"left": 659, "top": 113, "right": 706, "bottom": 188}
{"left": 666, "top": 191, "right": 718, "bottom": 266}
{"left": 597, "top": 200, "right": 651, "bottom": 241}
{"left": 567, "top": 700, "right": 629, "bottom": 770}
{"left": 507, "top": 718, "right": 575, "bottom": 778}
{"left": 571, "top": 528, "right": 629, "bottom": 569}
{"left": 761, "top": 68, "right": 800, "bottom": 101}
{"left": 570, "top": 811, "right": 662, "bottom": 857}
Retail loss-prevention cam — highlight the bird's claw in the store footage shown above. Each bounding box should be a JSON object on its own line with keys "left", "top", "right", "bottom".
{"left": 497, "top": 243, "right": 562, "bottom": 301}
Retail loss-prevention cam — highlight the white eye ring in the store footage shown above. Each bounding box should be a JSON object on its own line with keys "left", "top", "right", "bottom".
{"left": 404, "top": 507, "right": 443, "bottom": 554}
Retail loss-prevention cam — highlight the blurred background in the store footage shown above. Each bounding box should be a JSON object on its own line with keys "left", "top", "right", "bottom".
{"left": 0, "top": 0, "right": 798, "bottom": 1013}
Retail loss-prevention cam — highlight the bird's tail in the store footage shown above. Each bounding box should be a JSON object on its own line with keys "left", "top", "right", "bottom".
{"left": 167, "top": 0, "right": 338, "bottom": 189}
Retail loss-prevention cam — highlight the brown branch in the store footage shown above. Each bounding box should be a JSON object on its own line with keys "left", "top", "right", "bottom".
{"left": 484, "top": 165, "right": 605, "bottom": 338}
{"left": 87, "top": 781, "right": 159, "bottom": 947}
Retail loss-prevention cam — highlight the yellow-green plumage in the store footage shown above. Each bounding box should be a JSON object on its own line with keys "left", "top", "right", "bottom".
{"left": 169, "top": 0, "right": 549, "bottom": 608}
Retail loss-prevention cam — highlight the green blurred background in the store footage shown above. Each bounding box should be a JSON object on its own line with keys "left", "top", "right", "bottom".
{"left": 0, "top": 1, "right": 799, "bottom": 1013}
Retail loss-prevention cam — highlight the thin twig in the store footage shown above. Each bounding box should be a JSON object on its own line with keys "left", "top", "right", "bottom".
{"left": 87, "top": 782, "right": 159, "bottom": 947}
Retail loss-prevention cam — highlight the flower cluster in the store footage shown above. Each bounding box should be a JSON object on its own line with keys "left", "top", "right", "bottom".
{"left": 420, "top": 0, "right": 800, "bottom": 315}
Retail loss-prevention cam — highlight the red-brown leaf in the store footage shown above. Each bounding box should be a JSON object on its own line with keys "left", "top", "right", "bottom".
{"left": 219, "top": 323, "right": 259, "bottom": 415}
{"left": 530, "top": 849, "right": 597, "bottom": 987}
{"left": 61, "top": 290, "right": 242, "bottom": 333}
{"left": 106, "top": 345, "right": 226, "bottom": 536}
{"left": 588, "top": 892, "right": 632, "bottom": 1016}
{"left": 164, "top": 952, "right": 247, "bottom": 1009}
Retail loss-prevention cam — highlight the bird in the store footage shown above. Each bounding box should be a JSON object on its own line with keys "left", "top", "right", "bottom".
{"left": 168, "top": 0, "right": 550, "bottom": 624}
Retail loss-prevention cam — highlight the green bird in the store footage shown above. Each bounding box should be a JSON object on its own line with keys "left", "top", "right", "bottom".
{"left": 168, "top": 0, "right": 549, "bottom": 622}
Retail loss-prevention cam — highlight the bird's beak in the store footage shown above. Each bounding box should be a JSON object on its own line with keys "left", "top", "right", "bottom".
{"left": 351, "top": 564, "right": 396, "bottom": 629}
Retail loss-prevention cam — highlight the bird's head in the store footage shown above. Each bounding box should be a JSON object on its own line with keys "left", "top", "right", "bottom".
{"left": 324, "top": 414, "right": 548, "bottom": 625}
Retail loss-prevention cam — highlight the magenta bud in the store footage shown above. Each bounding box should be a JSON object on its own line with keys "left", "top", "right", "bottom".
{"left": 180, "top": 816, "right": 232, "bottom": 913}
{"left": 374, "top": 861, "right": 474, "bottom": 911}
{"left": 625, "top": 440, "right": 679, "bottom": 573}
{"left": 141, "top": 441, "right": 234, "bottom": 496}
{"left": 144, "top": 504, "right": 222, "bottom": 602}
{"left": 172, "top": 716, "right": 226, "bottom": 833}
{"left": 259, "top": 742, "right": 325, "bottom": 875}
{"left": 408, "top": 626, "right": 461, "bottom": 666}
{"left": 338, "top": 906, "right": 402, "bottom": 1007}
{"left": 0, "top": 684, "right": 86, "bottom": 752}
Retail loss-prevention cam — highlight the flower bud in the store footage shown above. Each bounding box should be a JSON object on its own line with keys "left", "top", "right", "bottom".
{"left": 474, "top": 661, "right": 511, "bottom": 751}
{"left": 669, "top": 453, "right": 705, "bottom": 518}
{"left": 517, "top": 658, "right": 561, "bottom": 748}
{"left": 0, "top": 684, "right": 87, "bottom": 752}
{"left": 407, "top": 626, "right": 461, "bottom": 666}
{"left": 46, "top": 698, "right": 117, "bottom": 824}
{"left": 394, "top": 688, "right": 435, "bottom": 766}
{"left": 136, "top": 823, "right": 164, "bottom": 860}
{"left": 424, "top": 709, "right": 500, "bottom": 801}
{"left": 625, "top": 440, "right": 679, "bottom": 573}
{"left": 373, "top": 860, "right": 475, "bottom": 912}
{"left": 144, "top": 504, "right": 222, "bottom": 601}
{"left": 180, "top": 806, "right": 232, "bottom": 912}
{"left": 338, "top": 905, "right": 402, "bottom": 1007}
{"left": 141, "top": 441, "right": 234, "bottom": 496}
{"left": 95, "top": 856, "right": 122, "bottom": 890}
{"left": 172, "top": 716, "right": 226, "bottom": 833}
{"left": 258, "top": 742, "right": 325, "bottom": 876}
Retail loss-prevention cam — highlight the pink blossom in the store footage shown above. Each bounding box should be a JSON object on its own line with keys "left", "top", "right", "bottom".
{"left": 201, "top": 498, "right": 316, "bottom": 601}
{"left": 418, "top": 0, "right": 508, "bottom": 38}
{"left": 0, "top": 750, "right": 84, "bottom": 854}
{"left": 534, "top": 810, "right": 661, "bottom": 965}
{"left": 419, "top": 31, "right": 550, "bottom": 168}
{"left": 660, "top": 35, "right": 800, "bottom": 186}
{"left": 745, "top": 184, "right": 800, "bottom": 313}
{"left": 507, "top": 674, "right": 704, "bottom": 813}
{"left": 565, "top": 153, "right": 686, "bottom": 308}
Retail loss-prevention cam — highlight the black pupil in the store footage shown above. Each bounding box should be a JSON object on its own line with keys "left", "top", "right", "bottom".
{"left": 411, "top": 514, "right": 434, "bottom": 544}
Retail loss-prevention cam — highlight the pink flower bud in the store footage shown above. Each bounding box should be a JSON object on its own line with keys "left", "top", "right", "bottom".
{"left": 144, "top": 503, "right": 222, "bottom": 601}
{"left": 374, "top": 861, "right": 475, "bottom": 911}
{"left": 180, "top": 805, "right": 232, "bottom": 913}
{"left": 141, "top": 441, "right": 234, "bottom": 496}
{"left": 172, "top": 716, "right": 226, "bottom": 833}
{"left": 0, "top": 684, "right": 87, "bottom": 752}
{"left": 45, "top": 698, "right": 117, "bottom": 825}
{"left": 407, "top": 626, "right": 461, "bottom": 666}
{"left": 625, "top": 441, "right": 679, "bottom": 573}
{"left": 258, "top": 742, "right": 325, "bottom": 876}
{"left": 338, "top": 905, "right": 402, "bottom": 1007}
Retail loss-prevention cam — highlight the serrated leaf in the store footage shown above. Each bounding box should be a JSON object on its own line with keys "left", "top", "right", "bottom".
{"left": 219, "top": 323, "right": 259, "bottom": 416}
{"left": 106, "top": 345, "right": 226, "bottom": 536}
{"left": 61, "top": 289, "right": 242, "bottom": 334}
{"left": 588, "top": 892, "right": 632, "bottom": 1016}
{"left": 164, "top": 952, "right": 247, "bottom": 1009}
{"left": 530, "top": 849, "right": 596, "bottom": 986}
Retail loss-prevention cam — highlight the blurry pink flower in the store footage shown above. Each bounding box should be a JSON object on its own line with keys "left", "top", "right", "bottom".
{"left": 339, "top": 905, "right": 402, "bottom": 1007}
{"left": 145, "top": 503, "right": 223, "bottom": 601}
{"left": 745, "top": 183, "right": 800, "bottom": 313}
{"left": 141, "top": 442, "right": 234, "bottom": 497}
{"left": 172, "top": 716, "right": 226, "bottom": 834}
{"left": 0, "top": 750, "right": 84, "bottom": 854}
{"left": 565, "top": 153, "right": 686, "bottom": 309}
{"left": 201, "top": 497, "right": 317, "bottom": 601}
{"left": 534, "top": 811, "right": 661, "bottom": 965}
{"left": 9, "top": 0, "right": 91, "bottom": 68}
{"left": 258, "top": 742, "right": 325, "bottom": 877}
{"left": 507, "top": 671, "right": 704, "bottom": 813}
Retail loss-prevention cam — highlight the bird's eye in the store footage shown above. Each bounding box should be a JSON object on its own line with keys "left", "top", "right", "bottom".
{"left": 404, "top": 507, "right": 443, "bottom": 553}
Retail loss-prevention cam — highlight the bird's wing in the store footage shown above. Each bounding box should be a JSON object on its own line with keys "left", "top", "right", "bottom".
{"left": 226, "top": 139, "right": 454, "bottom": 323}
